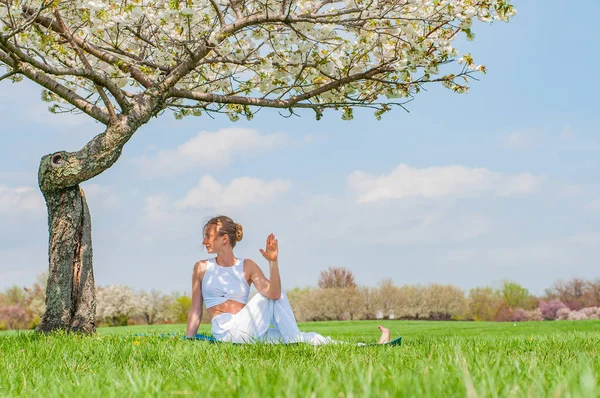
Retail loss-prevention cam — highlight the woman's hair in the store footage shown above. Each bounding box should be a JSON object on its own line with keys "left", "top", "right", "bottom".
{"left": 203, "top": 215, "right": 243, "bottom": 248}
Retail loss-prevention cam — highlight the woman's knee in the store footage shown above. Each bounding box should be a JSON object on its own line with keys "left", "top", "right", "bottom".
{"left": 257, "top": 289, "right": 287, "bottom": 302}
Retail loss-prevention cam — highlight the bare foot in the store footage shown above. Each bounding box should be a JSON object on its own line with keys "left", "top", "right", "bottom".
{"left": 377, "top": 325, "right": 390, "bottom": 344}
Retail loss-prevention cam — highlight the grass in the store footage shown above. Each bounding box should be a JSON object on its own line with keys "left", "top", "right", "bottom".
{"left": 1, "top": 320, "right": 599, "bottom": 397}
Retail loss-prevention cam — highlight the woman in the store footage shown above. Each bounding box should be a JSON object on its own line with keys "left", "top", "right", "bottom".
{"left": 185, "top": 215, "right": 392, "bottom": 345}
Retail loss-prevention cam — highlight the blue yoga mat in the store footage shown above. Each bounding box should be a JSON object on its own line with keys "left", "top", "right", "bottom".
{"left": 131, "top": 333, "right": 402, "bottom": 346}
{"left": 131, "top": 332, "right": 218, "bottom": 342}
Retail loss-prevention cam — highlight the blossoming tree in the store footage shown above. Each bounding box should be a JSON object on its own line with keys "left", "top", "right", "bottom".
{"left": 0, "top": 0, "right": 516, "bottom": 333}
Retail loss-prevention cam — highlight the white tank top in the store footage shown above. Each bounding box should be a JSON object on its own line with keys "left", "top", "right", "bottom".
{"left": 201, "top": 257, "right": 250, "bottom": 309}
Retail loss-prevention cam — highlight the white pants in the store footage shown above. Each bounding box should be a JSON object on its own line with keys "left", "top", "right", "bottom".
{"left": 211, "top": 290, "right": 335, "bottom": 345}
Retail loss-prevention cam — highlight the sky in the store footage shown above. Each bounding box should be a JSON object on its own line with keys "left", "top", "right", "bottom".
{"left": 1, "top": 1, "right": 599, "bottom": 296}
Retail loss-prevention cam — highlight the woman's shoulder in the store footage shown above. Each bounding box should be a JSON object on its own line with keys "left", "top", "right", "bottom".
{"left": 242, "top": 258, "right": 259, "bottom": 269}
{"left": 194, "top": 259, "right": 213, "bottom": 273}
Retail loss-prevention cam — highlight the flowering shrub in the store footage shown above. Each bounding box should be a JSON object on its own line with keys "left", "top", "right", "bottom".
{"left": 554, "top": 307, "right": 600, "bottom": 321}
{"left": 0, "top": 305, "right": 28, "bottom": 329}
{"left": 556, "top": 307, "right": 571, "bottom": 320}
{"left": 526, "top": 309, "right": 544, "bottom": 321}
{"left": 538, "top": 300, "right": 568, "bottom": 320}
{"left": 511, "top": 308, "right": 528, "bottom": 322}
{"left": 580, "top": 307, "right": 600, "bottom": 320}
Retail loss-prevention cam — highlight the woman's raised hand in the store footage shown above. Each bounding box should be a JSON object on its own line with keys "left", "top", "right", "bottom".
{"left": 259, "top": 233, "right": 278, "bottom": 262}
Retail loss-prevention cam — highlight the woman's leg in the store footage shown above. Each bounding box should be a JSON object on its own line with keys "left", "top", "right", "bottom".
{"left": 264, "top": 290, "right": 336, "bottom": 344}
{"left": 377, "top": 326, "right": 391, "bottom": 344}
{"left": 219, "top": 290, "right": 334, "bottom": 344}
{"left": 215, "top": 292, "right": 394, "bottom": 345}
{"left": 215, "top": 293, "right": 273, "bottom": 343}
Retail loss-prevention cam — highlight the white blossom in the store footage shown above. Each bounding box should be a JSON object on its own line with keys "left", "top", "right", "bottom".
{"left": 0, "top": 0, "right": 516, "bottom": 120}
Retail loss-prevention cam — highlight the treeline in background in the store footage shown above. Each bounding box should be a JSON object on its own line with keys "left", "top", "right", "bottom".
{"left": 1, "top": 267, "right": 599, "bottom": 330}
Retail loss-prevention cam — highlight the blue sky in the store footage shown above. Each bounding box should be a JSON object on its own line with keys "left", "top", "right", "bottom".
{"left": 1, "top": 1, "right": 599, "bottom": 295}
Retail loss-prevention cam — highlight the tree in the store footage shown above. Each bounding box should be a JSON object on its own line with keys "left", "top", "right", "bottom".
{"left": 0, "top": 0, "right": 516, "bottom": 333}
{"left": 23, "top": 272, "right": 48, "bottom": 328}
{"left": 467, "top": 286, "right": 500, "bottom": 321}
{"left": 137, "top": 289, "right": 172, "bottom": 325}
{"left": 318, "top": 267, "right": 357, "bottom": 289}
{"left": 499, "top": 281, "right": 535, "bottom": 310}
{"left": 360, "top": 286, "right": 377, "bottom": 320}
{"left": 96, "top": 284, "right": 138, "bottom": 326}
{"left": 398, "top": 284, "right": 427, "bottom": 319}
{"left": 584, "top": 279, "right": 600, "bottom": 307}
{"left": 169, "top": 294, "right": 192, "bottom": 323}
{"left": 3, "top": 285, "right": 27, "bottom": 307}
{"left": 423, "top": 284, "right": 466, "bottom": 319}
{"left": 372, "top": 278, "right": 399, "bottom": 319}
{"left": 330, "top": 287, "right": 364, "bottom": 320}
{"left": 545, "top": 278, "right": 587, "bottom": 310}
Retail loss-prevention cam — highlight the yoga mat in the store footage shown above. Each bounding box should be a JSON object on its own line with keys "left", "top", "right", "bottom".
{"left": 131, "top": 333, "right": 402, "bottom": 346}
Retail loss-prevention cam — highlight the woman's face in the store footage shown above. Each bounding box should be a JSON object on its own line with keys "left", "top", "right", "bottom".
{"left": 203, "top": 224, "right": 223, "bottom": 253}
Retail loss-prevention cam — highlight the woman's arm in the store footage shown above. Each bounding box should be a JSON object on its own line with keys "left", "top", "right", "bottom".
{"left": 247, "top": 233, "right": 281, "bottom": 300}
{"left": 185, "top": 260, "right": 205, "bottom": 338}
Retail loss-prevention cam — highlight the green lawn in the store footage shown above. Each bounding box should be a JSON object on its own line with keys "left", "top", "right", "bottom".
{"left": 1, "top": 320, "right": 599, "bottom": 397}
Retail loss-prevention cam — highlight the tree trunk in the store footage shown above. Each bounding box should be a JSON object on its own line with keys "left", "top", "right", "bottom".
{"left": 36, "top": 185, "right": 95, "bottom": 334}
{"left": 33, "top": 98, "right": 160, "bottom": 334}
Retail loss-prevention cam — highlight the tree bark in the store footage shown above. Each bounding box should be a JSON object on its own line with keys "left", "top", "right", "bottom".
{"left": 32, "top": 94, "right": 162, "bottom": 334}
{"left": 36, "top": 184, "right": 95, "bottom": 333}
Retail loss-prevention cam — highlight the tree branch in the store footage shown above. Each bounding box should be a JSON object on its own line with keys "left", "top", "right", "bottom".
{"left": 0, "top": 47, "right": 16, "bottom": 68}
{"left": 158, "top": 8, "right": 403, "bottom": 95}
{"left": 0, "top": 70, "right": 18, "bottom": 81}
{"left": 169, "top": 63, "right": 387, "bottom": 108}
{"left": 210, "top": 0, "right": 226, "bottom": 26}
{"left": 0, "top": 50, "right": 110, "bottom": 124}
{"left": 0, "top": 34, "right": 131, "bottom": 114}
{"left": 39, "top": 120, "right": 130, "bottom": 192}
{"left": 158, "top": 13, "right": 293, "bottom": 94}
{"left": 53, "top": 10, "right": 119, "bottom": 120}
{"left": 2, "top": 0, "right": 52, "bottom": 40}
{"left": 228, "top": 0, "right": 243, "bottom": 19}
{"left": 22, "top": 7, "right": 155, "bottom": 89}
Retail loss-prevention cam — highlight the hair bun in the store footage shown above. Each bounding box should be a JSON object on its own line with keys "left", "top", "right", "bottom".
{"left": 235, "top": 223, "right": 243, "bottom": 242}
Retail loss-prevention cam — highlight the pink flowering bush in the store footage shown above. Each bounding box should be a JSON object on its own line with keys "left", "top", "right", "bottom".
{"left": 567, "top": 310, "right": 589, "bottom": 320}
{"left": 580, "top": 307, "right": 600, "bottom": 320}
{"left": 0, "top": 305, "right": 28, "bottom": 329}
{"left": 538, "top": 299, "right": 567, "bottom": 320}
{"left": 526, "top": 308, "right": 544, "bottom": 321}
{"left": 555, "top": 306, "right": 600, "bottom": 321}
{"left": 556, "top": 307, "right": 571, "bottom": 320}
{"left": 511, "top": 308, "right": 528, "bottom": 322}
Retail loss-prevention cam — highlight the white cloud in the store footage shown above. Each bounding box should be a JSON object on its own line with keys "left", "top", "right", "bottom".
{"left": 288, "top": 192, "right": 492, "bottom": 246}
{"left": 81, "top": 183, "right": 120, "bottom": 209}
{"left": 175, "top": 175, "right": 292, "bottom": 210}
{"left": 585, "top": 199, "right": 600, "bottom": 213}
{"left": 347, "top": 164, "right": 545, "bottom": 204}
{"left": 138, "top": 128, "right": 297, "bottom": 176}
{"left": 0, "top": 185, "right": 45, "bottom": 217}
{"left": 144, "top": 193, "right": 173, "bottom": 224}
{"left": 141, "top": 193, "right": 194, "bottom": 242}
{"left": 561, "top": 127, "right": 577, "bottom": 140}
{"left": 505, "top": 131, "right": 533, "bottom": 149}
